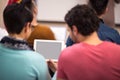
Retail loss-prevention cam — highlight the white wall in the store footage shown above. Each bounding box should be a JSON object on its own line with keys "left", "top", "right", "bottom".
{"left": 37, "top": 0, "right": 120, "bottom": 24}
{"left": 37, "top": 0, "right": 88, "bottom": 22}
{"left": 0, "top": 0, "right": 8, "bottom": 28}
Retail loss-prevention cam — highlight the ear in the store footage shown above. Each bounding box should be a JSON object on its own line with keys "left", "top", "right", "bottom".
{"left": 72, "top": 25, "right": 78, "bottom": 36}
{"left": 24, "top": 23, "right": 30, "bottom": 33}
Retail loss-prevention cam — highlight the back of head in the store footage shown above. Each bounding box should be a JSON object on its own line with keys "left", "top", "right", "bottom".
{"left": 3, "top": 0, "right": 33, "bottom": 34}
{"left": 65, "top": 4, "right": 100, "bottom": 36}
{"left": 8, "top": 0, "right": 33, "bottom": 9}
{"left": 89, "top": 0, "right": 109, "bottom": 16}
{"left": 8, "top": 0, "right": 37, "bottom": 16}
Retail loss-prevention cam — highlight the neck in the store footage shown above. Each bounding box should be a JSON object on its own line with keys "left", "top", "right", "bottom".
{"left": 81, "top": 32, "right": 102, "bottom": 45}
{"left": 9, "top": 34, "right": 24, "bottom": 40}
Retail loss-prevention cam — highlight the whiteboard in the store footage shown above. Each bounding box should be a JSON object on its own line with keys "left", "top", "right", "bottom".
{"left": 37, "top": 0, "right": 88, "bottom": 22}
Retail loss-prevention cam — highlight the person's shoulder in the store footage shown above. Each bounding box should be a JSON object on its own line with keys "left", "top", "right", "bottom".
{"left": 98, "top": 22, "right": 120, "bottom": 44}
{"left": 103, "top": 41, "right": 120, "bottom": 53}
{"left": 99, "top": 22, "right": 118, "bottom": 33}
{"left": 103, "top": 41, "right": 120, "bottom": 48}
{"left": 0, "top": 45, "right": 46, "bottom": 63}
{"left": 61, "top": 43, "right": 85, "bottom": 55}
{"left": 21, "top": 50, "right": 46, "bottom": 62}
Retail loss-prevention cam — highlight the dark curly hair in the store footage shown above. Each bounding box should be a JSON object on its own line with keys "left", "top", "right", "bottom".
{"left": 89, "top": 0, "right": 109, "bottom": 16}
{"left": 65, "top": 5, "right": 100, "bottom": 36}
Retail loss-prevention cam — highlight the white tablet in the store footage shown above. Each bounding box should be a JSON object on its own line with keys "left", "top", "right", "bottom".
{"left": 34, "top": 39, "right": 65, "bottom": 60}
